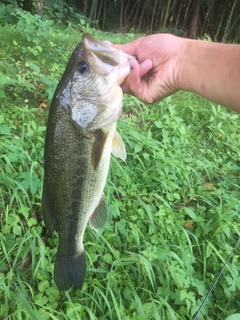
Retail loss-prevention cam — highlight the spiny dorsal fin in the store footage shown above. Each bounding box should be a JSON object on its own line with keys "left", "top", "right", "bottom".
{"left": 111, "top": 131, "right": 126, "bottom": 161}
{"left": 89, "top": 195, "right": 108, "bottom": 232}
{"left": 91, "top": 130, "right": 109, "bottom": 170}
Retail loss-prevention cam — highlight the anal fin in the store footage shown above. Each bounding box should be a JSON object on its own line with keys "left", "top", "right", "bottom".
{"left": 89, "top": 195, "right": 108, "bottom": 232}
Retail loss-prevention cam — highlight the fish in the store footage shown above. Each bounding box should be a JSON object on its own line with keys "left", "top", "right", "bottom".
{"left": 41, "top": 33, "right": 132, "bottom": 291}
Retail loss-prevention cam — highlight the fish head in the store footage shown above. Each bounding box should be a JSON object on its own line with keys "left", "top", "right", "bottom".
{"left": 58, "top": 33, "right": 133, "bottom": 132}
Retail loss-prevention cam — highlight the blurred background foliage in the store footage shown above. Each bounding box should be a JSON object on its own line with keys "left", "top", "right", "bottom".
{"left": 1, "top": 0, "right": 240, "bottom": 42}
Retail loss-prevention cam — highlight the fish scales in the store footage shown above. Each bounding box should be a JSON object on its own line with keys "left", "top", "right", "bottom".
{"left": 43, "top": 94, "right": 114, "bottom": 290}
{"left": 42, "top": 34, "right": 132, "bottom": 291}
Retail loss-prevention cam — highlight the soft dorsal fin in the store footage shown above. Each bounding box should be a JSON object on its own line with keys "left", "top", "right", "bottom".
{"left": 91, "top": 130, "right": 109, "bottom": 170}
{"left": 89, "top": 195, "right": 108, "bottom": 232}
{"left": 111, "top": 131, "right": 126, "bottom": 161}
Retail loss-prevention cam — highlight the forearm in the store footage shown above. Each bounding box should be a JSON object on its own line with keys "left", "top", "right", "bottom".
{"left": 178, "top": 39, "right": 240, "bottom": 111}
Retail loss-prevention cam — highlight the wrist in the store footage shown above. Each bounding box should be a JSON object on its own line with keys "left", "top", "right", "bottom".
{"left": 175, "top": 38, "right": 198, "bottom": 93}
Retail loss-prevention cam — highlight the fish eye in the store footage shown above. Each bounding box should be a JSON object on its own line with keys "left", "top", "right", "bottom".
{"left": 76, "top": 61, "right": 89, "bottom": 74}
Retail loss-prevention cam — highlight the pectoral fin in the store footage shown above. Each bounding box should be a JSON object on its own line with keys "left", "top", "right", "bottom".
{"left": 91, "top": 130, "right": 109, "bottom": 170}
{"left": 89, "top": 195, "right": 108, "bottom": 232}
{"left": 111, "top": 131, "right": 126, "bottom": 161}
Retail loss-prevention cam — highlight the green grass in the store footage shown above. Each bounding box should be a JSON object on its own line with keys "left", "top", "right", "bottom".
{"left": 0, "top": 6, "right": 240, "bottom": 320}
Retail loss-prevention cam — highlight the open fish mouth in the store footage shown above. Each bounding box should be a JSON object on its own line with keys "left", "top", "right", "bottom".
{"left": 82, "top": 33, "right": 134, "bottom": 84}
{"left": 82, "top": 33, "right": 133, "bottom": 66}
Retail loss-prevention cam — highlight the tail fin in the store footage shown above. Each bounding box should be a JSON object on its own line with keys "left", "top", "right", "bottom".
{"left": 54, "top": 251, "right": 86, "bottom": 291}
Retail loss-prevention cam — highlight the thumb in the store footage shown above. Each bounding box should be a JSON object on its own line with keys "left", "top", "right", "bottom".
{"left": 121, "top": 58, "right": 152, "bottom": 101}
{"left": 138, "top": 58, "right": 152, "bottom": 77}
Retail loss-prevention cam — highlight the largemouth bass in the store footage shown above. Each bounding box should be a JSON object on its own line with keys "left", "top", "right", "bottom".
{"left": 42, "top": 34, "right": 132, "bottom": 291}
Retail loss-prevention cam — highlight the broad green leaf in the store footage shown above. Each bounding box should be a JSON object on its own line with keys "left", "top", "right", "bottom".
{"left": 225, "top": 315, "right": 240, "bottom": 320}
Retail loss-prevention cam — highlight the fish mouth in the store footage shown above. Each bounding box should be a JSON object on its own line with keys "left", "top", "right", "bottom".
{"left": 82, "top": 33, "right": 133, "bottom": 65}
{"left": 82, "top": 33, "right": 133, "bottom": 85}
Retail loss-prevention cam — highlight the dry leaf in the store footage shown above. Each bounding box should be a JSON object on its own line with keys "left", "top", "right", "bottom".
{"left": 40, "top": 103, "right": 48, "bottom": 109}
{"left": 184, "top": 221, "right": 194, "bottom": 231}
{"left": 205, "top": 182, "right": 213, "bottom": 189}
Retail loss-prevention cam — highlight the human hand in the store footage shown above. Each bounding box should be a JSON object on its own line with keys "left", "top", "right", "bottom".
{"left": 112, "top": 34, "right": 240, "bottom": 110}
{"left": 112, "top": 34, "right": 184, "bottom": 104}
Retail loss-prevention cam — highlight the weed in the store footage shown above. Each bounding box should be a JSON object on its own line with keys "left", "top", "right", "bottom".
{"left": 0, "top": 6, "right": 240, "bottom": 320}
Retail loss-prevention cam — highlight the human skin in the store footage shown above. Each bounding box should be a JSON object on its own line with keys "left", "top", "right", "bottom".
{"left": 112, "top": 34, "right": 240, "bottom": 111}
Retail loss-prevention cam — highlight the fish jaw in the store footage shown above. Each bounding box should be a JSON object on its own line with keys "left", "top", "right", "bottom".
{"left": 82, "top": 33, "right": 133, "bottom": 86}
{"left": 82, "top": 33, "right": 133, "bottom": 68}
